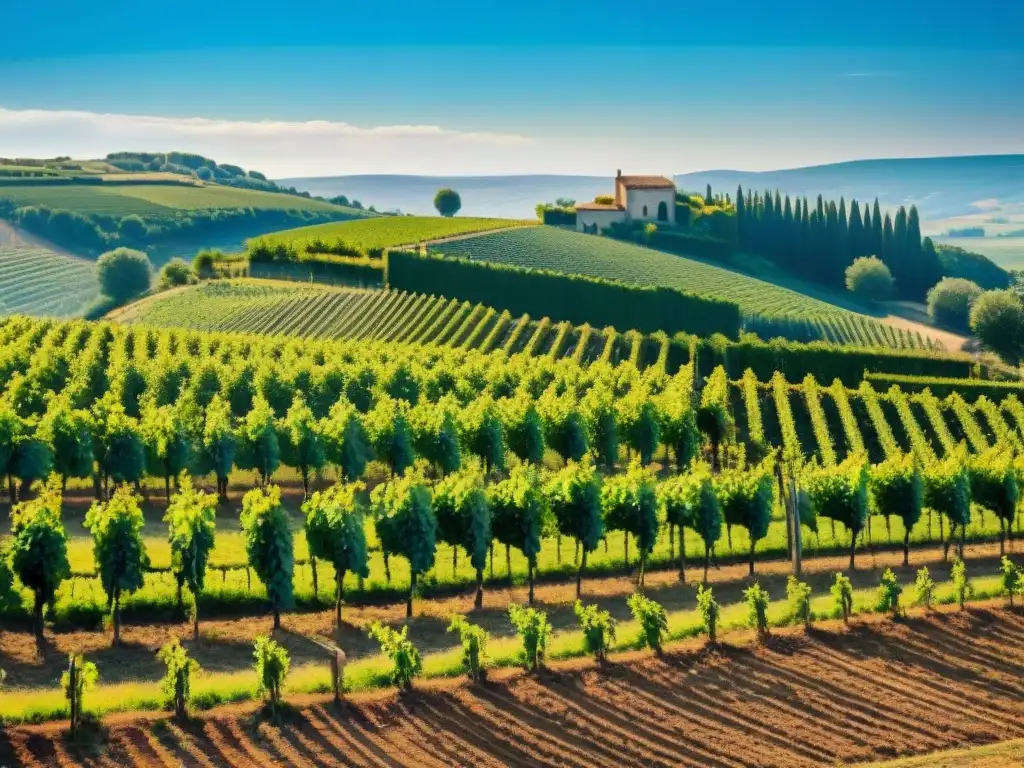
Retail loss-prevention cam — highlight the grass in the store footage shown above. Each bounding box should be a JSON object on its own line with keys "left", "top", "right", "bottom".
{"left": 428, "top": 226, "right": 930, "bottom": 348}
{"left": 0, "top": 182, "right": 358, "bottom": 216}
{"left": 255, "top": 215, "right": 531, "bottom": 254}
{"left": 864, "top": 738, "right": 1024, "bottom": 767}
{"left": 0, "top": 570, "right": 1009, "bottom": 725}
{"left": 0, "top": 246, "right": 100, "bottom": 317}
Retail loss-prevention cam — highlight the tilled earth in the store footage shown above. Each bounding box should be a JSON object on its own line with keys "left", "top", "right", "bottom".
{"left": 3, "top": 605, "right": 1023, "bottom": 767}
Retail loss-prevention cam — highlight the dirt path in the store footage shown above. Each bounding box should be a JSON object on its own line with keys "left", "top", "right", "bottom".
{"left": 4, "top": 605, "right": 1023, "bottom": 767}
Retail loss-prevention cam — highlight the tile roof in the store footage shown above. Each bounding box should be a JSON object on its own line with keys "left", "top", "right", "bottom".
{"left": 616, "top": 175, "right": 675, "bottom": 190}
{"left": 575, "top": 202, "right": 624, "bottom": 211}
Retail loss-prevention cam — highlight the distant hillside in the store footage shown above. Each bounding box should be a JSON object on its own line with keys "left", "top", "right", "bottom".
{"left": 281, "top": 155, "right": 1024, "bottom": 231}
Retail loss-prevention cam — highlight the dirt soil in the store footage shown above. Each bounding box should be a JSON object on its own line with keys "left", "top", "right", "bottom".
{"left": 3, "top": 605, "right": 1023, "bottom": 767}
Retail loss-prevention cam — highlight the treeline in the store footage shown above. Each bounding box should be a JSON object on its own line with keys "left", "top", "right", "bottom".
{"left": 735, "top": 187, "right": 943, "bottom": 300}
{"left": 0, "top": 200, "right": 348, "bottom": 256}
{"left": 387, "top": 250, "right": 743, "bottom": 339}
{"left": 248, "top": 240, "right": 384, "bottom": 286}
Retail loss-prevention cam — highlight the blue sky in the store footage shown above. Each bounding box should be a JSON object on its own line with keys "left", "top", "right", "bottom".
{"left": 1, "top": 0, "right": 1021, "bottom": 176}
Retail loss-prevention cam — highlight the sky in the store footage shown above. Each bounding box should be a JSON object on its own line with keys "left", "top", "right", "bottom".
{"left": 1, "top": 0, "right": 1022, "bottom": 178}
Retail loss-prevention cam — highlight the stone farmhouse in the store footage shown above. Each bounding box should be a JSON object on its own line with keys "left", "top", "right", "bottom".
{"left": 575, "top": 170, "right": 676, "bottom": 234}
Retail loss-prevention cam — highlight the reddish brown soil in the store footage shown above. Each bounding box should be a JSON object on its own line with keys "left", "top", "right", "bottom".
{"left": 3, "top": 606, "right": 1023, "bottom": 768}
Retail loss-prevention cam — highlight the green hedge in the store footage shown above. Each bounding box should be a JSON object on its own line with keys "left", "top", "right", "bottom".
{"left": 386, "top": 250, "right": 743, "bottom": 339}
{"left": 864, "top": 372, "right": 1024, "bottom": 402}
{"left": 646, "top": 230, "right": 734, "bottom": 263}
{"left": 692, "top": 335, "right": 977, "bottom": 386}
{"left": 250, "top": 258, "right": 383, "bottom": 287}
{"left": 540, "top": 207, "right": 577, "bottom": 226}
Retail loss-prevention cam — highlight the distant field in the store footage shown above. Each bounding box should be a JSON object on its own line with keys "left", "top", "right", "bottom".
{"left": 0, "top": 246, "right": 99, "bottom": 317}
{"left": 112, "top": 279, "right": 654, "bottom": 367}
{"left": 0, "top": 182, "right": 356, "bottom": 216}
{"left": 935, "top": 235, "right": 1024, "bottom": 271}
{"left": 427, "top": 226, "right": 935, "bottom": 348}
{"left": 256, "top": 215, "right": 530, "bottom": 253}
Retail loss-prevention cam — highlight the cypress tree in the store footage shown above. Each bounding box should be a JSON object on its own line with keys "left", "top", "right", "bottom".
{"left": 919, "top": 237, "right": 943, "bottom": 300}
{"left": 893, "top": 206, "right": 909, "bottom": 295}
{"left": 705, "top": 184, "right": 713, "bottom": 205}
{"left": 825, "top": 202, "right": 840, "bottom": 286}
{"left": 736, "top": 185, "right": 746, "bottom": 249}
{"left": 782, "top": 195, "right": 794, "bottom": 267}
{"left": 801, "top": 198, "right": 811, "bottom": 268}
{"left": 837, "top": 197, "right": 849, "bottom": 269}
{"left": 872, "top": 199, "right": 884, "bottom": 257}
{"left": 848, "top": 199, "right": 864, "bottom": 259}
{"left": 882, "top": 213, "right": 895, "bottom": 274}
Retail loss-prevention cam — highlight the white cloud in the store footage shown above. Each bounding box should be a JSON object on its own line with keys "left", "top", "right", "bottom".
{"left": 0, "top": 107, "right": 539, "bottom": 177}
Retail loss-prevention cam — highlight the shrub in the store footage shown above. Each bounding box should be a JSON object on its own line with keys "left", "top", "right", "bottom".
{"left": 913, "top": 566, "right": 935, "bottom": 609}
{"left": 253, "top": 636, "right": 290, "bottom": 712}
{"left": 744, "top": 582, "right": 771, "bottom": 640}
{"left": 159, "top": 258, "right": 193, "bottom": 289}
{"left": 508, "top": 604, "right": 550, "bottom": 672}
{"left": 303, "top": 482, "right": 369, "bottom": 627}
{"left": 786, "top": 576, "right": 812, "bottom": 628}
{"left": 447, "top": 616, "right": 488, "bottom": 683}
{"left": 164, "top": 474, "right": 217, "bottom": 639}
{"left": 368, "top": 622, "right": 422, "bottom": 690}
{"left": 434, "top": 188, "right": 462, "bottom": 217}
{"left": 845, "top": 256, "right": 894, "bottom": 301}
{"left": 696, "top": 584, "right": 720, "bottom": 644}
{"left": 876, "top": 568, "right": 902, "bottom": 618}
{"left": 61, "top": 654, "right": 98, "bottom": 737}
{"left": 158, "top": 639, "right": 199, "bottom": 719}
{"left": 192, "top": 250, "right": 217, "bottom": 279}
{"left": 594, "top": 194, "right": 615, "bottom": 205}
{"left": 627, "top": 592, "right": 668, "bottom": 655}
{"left": 951, "top": 557, "right": 972, "bottom": 610}
{"left": 240, "top": 485, "right": 294, "bottom": 630}
{"left": 999, "top": 556, "right": 1022, "bottom": 607}
{"left": 573, "top": 600, "right": 616, "bottom": 663}
{"left": 96, "top": 248, "right": 152, "bottom": 303}
{"left": 970, "top": 289, "right": 1024, "bottom": 364}
{"left": 926, "top": 277, "right": 982, "bottom": 330}
{"left": 831, "top": 572, "right": 853, "bottom": 623}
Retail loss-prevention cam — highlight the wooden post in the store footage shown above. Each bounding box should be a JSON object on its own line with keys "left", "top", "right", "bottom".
{"left": 68, "top": 655, "right": 79, "bottom": 736}
{"left": 788, "top": 473, "right": 802, "bottom": 578}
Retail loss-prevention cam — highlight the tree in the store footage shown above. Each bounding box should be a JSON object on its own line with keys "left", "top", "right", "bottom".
{"left": 241, "top": 485, "right": 294, "bottom": 630}
{"left": 602, "top": 464, "right": 660, "bottom": 588}
{"left": 280, "top": 394, "right": 327, "bottom": 498}
{"left": 371, "top": 472, "right": 437, "bottom": 618}
{"left": 62, "top": 654, "right": 98, "bottom": 738}
{"left": 158, "top": 258, "right": 193, "bottom": 289}
{"left": 91, "top": 397, "right": 146, "bottom": 496}
{"left": 320, "top": 399, "right": 370, "bottom": 482}
{"left": 660, "top": 464, "right": 720, "bottom": 582}
{"left": 432, "top": 469, "right": 491, "bottom": 608}
{"left": 236, "top": 394, "right": 280, "bottom": 485}
{"left": 364, "top": 397, "right": 415, "bottom": 476}
{"left": 9, "top": 477, "right": 70, "bottom": 639}
{"left": 141, "top": 403, "right": 191, "bottom": 499}
{"left": 802, "top": 457, "right": 869, "bottom": 569}
{"left": 96, "top": 248, "right": 152, "bottom": 303}
{"left": 545, "top": 459, "right": 603, "bottom": 598}
{"left": 927, "top": 277, "right": 982, "bottom": 330}
{"left": 165, "top": 473, "right": 217, "bottom": 639}
{"left": 38, "top": 399, "right": 94, "bottom": 490}
{"left": 970, "top": 290, "right": 1024, "bottom": 364}
{"left": 201, "top": 395, "right": 236, "bottom": 502}
{"left": 714, "top": 462, "right": 773, "bottom": 575}
{"left": 845, "top": 256, "right": 894, "bottom": 302}
{"left": 500, "top": 395, "right": 545, "bottom": 464}
{"left": 617, "top": 389, "right": 661, "bottom": 466}
{"left": 868, "top": 454, "right": 923, "bottom": 565}
{"left": 489, "top": 465, "right": 546, "bottom": 604}
{"left": 84, "top": 485, "right": 150, "bottom": 646}
{"left": 924, "top": 457, "right": 971, "bottom": 561}
{"left": 409, "top": 400, "right": 461, "bottom": 475}
{"left": 434, "top": 188, "right": 462, "bottom": 217}
{"left": 459, "top": 395, "right": 506, "bottom": 473}
{"left": 303, "top": 482, "right": 370, "bottom": 628}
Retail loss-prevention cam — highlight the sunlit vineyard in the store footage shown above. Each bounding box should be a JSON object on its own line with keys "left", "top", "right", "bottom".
{"left": 255, "top": 215, "right": 531, "bottom": 255}
{"left": 113, "top": 279, "right": 662, "bottom": 368}
{"left": 428, "top": 226, "right": 937, "bottom": 349}
{"left": 0, "top": 246, "right": 100, "bottom": 317}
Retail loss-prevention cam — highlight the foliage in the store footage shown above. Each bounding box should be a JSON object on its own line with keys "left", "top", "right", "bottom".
{"left": 489, "top": 465, "right": 545, "bottom": 600}
{"left": 368, "top": 622, "right": 422, "bottom": 690}
{"left": 926, "top": 277, "right": 982, "bottom": 330}
{"left": 601, "top": 464, "right": 660, "bottom": 581}
{"left": 279, "top": 394, "right": 327, "bottom": 496}
{"left": 158, "top": 639, "right": 200, "bottom": 718}
{"left": 802, "top": 456, "right": 868, "bottom": 564}
{"left": 371, "top": 471, "right": 437, "bottom": 615}
{"left": 696, "top": 584, "right": 720, "bottom": 643}
{"left": 845, "top": 256, "right": 894, "bottom": 301}
{"left": 573, "top": 600, "right": 616, "bottom": 662}
{"left": 876, "top": 568, "right": 902, "bottom": 617}
{"left": 235, "top": 394, "right": 280, "bottom": 484}
{"left": 433, "top": 188, "right": 462, "bottom": 217}
{"left": 714, "top": 460, "right": 773, "bottom": 569}
{"left": 545, "top": 459, "right": 603, "bottom": 593}
{"left": 431, "top": 468, "right": 491, "bottom": 604}
{"left": 913, "top": 566, "right": 935, "bottom": 608}
{"left": 240, "top": 485, "right": 294, "bottom": 628}
{"left": 744, "top": 582, "right": 771, "bottom": 639}
{"left": 158, "top": 258, "right": 194, "bottom": 289}
{"left": 786, "top": 576, "right": 812, "bottom": 627}
{"left": 508, "top": 604, "right": 551, "bottom": 672}
{"left": 165, "top": 473, "right": 217, "bottom": 634}
{"left": 447, "top": 615, "right": 489, "bottom": 682}
{"left": 321, "top": 399, "right": 370, "bottom": 482}
{"left": 253, "top": 635, "right": 290, "bottom": 709}
{"left": 9, "top": 477, "right": 70, "bottom": 636}
{"left": 627, "top": 592, "right": 668, "bottom": 654}
{"left": 61, "top": 654, "right": 98, "bottom": 735}
{"left": 999, "top": 556, "right": 1022, "bottom": 607}
{"left": 84, "top": 485, "right": 150, "bottom": 644}
{"left": 970, "top": 289, "right": 1024, "bottom": 364}
{"left": 303, "top": 481, "right": 370, "bottom": 623}
{"left": 951, "top": 557, "right": 972, "bottom": 610}
{"left": 831, "top": 572, "right": 853, "bottom": 622}
{"left": 96, "top": 248, "right": 152, "bottom": 302}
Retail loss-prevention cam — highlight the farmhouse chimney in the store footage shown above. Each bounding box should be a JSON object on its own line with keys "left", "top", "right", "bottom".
{"left": 616, "top": 169, "right": 621, "bottom": 178}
